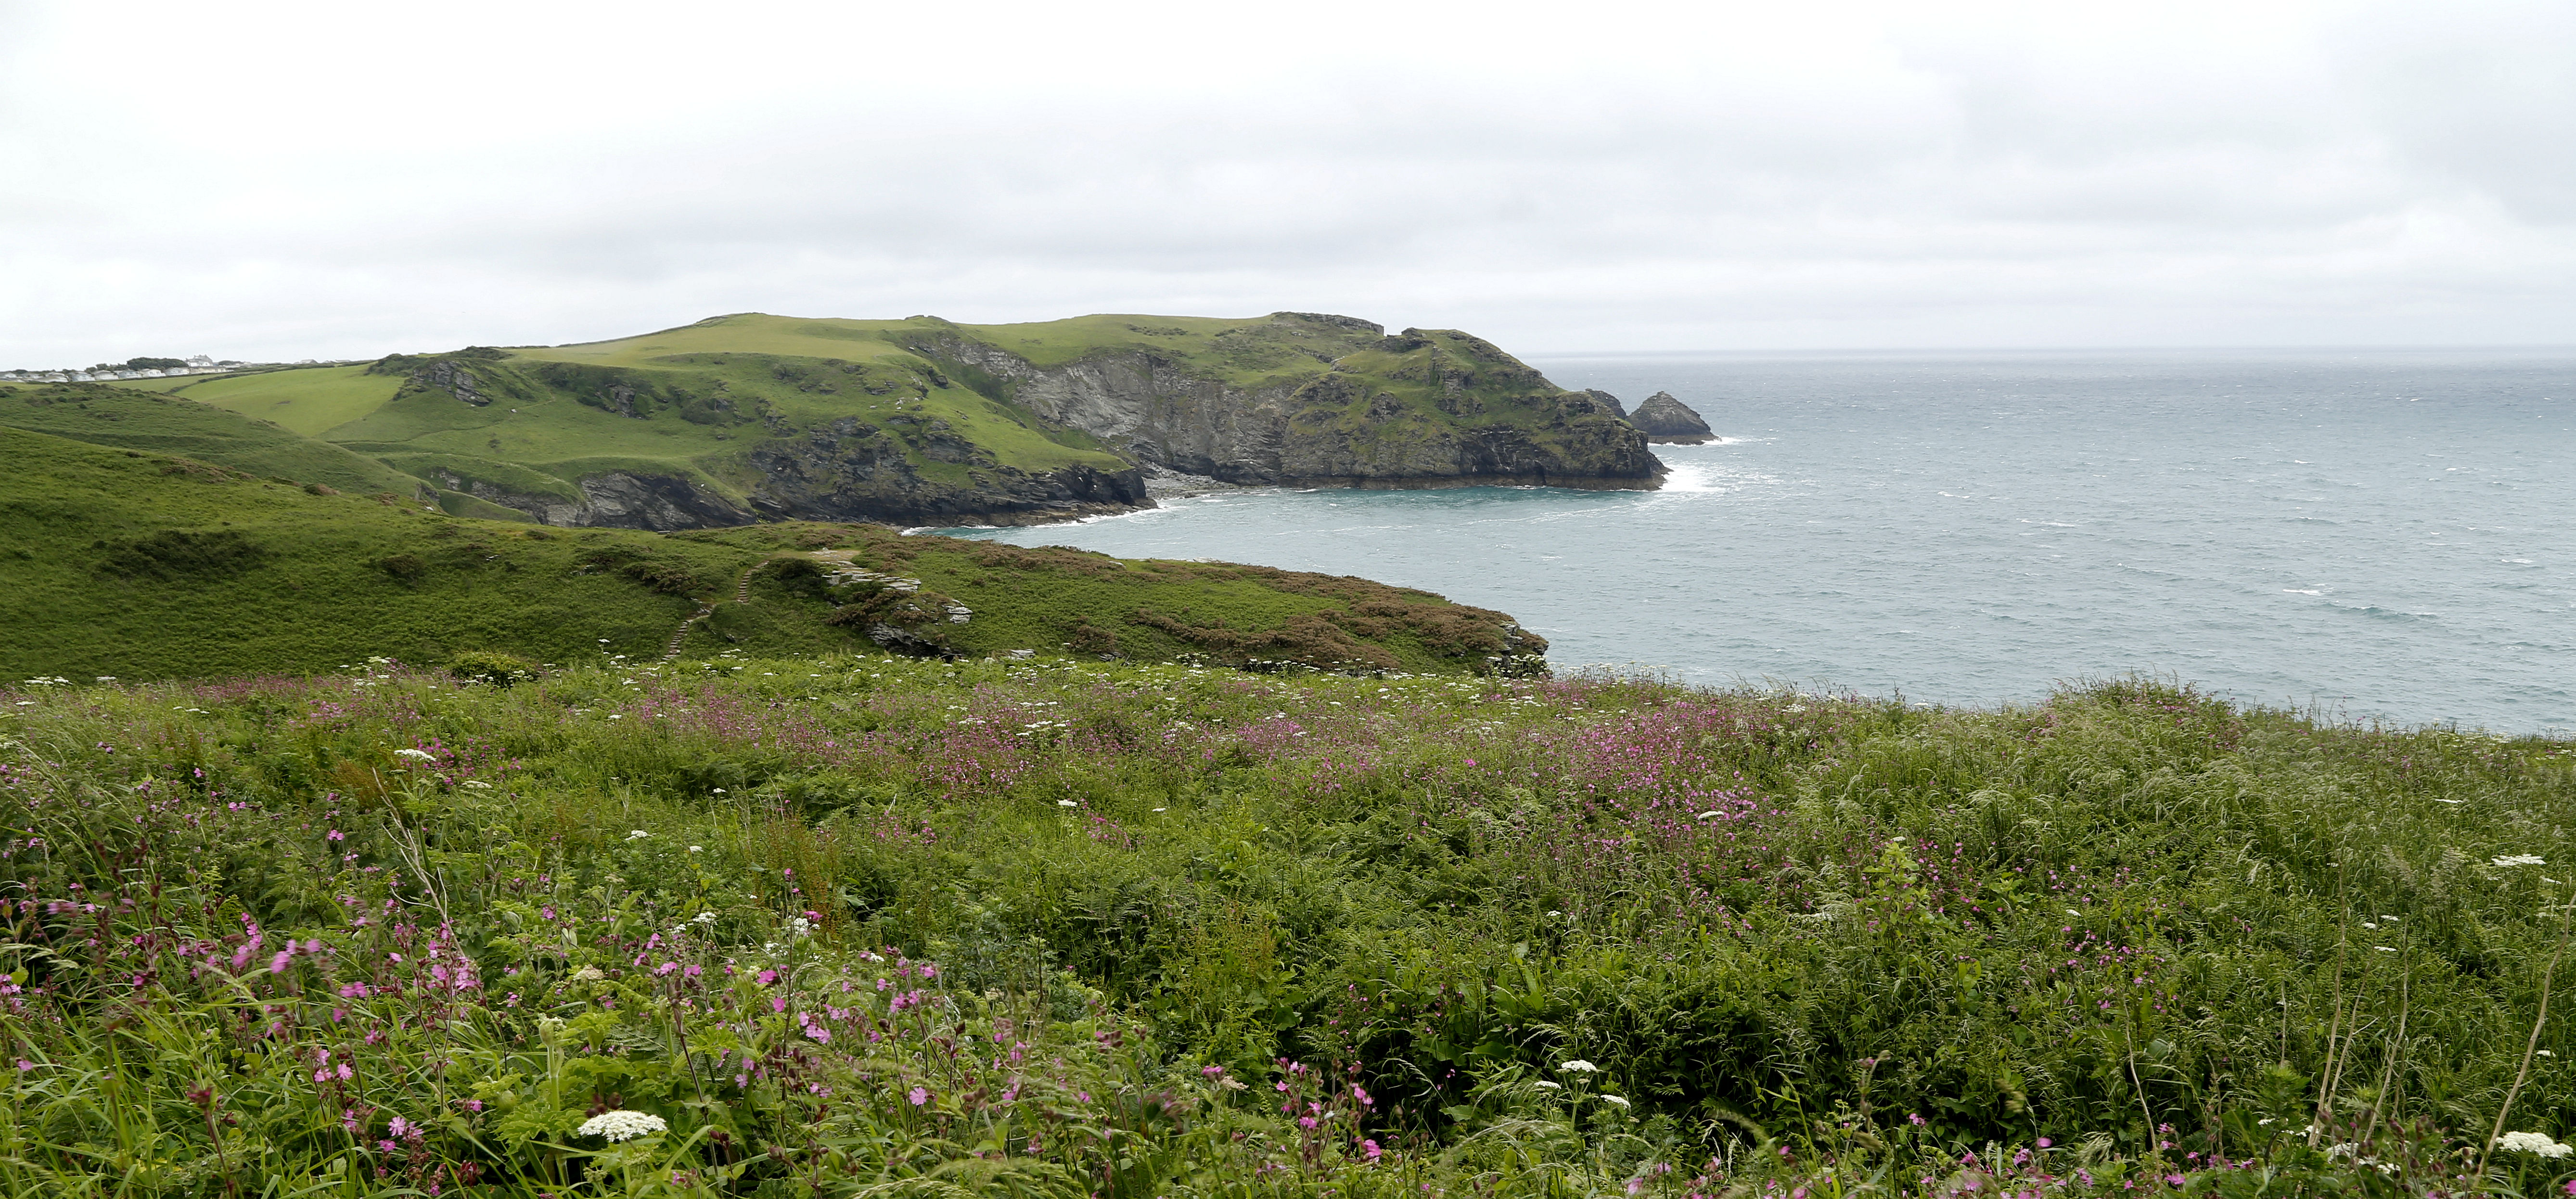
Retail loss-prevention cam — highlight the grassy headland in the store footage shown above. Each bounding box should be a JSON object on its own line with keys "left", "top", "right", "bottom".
{"left": 3, "top": 658, "right": 2572, "bottom": 1194}
{"left": 76, "top": 311, "right": 1655, "bottom": 529}
{"left": 0, "top": 426, "right": 1540, "bottom": 682}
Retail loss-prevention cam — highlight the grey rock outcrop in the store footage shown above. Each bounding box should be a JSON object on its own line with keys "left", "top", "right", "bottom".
{"left": 746, "top": 416, "right": 1149, "bottom": 526}
{"left": 908, "top": 315, "right": 1662, "bottom": 489}
{"left": 1626, "top": 391, "right": 1713, "bottom": 444}
{"left": 436, "top": 469, "right": 757, "bottom": 530}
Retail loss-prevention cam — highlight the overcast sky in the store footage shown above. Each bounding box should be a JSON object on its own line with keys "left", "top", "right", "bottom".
{"left": 3, "top": 0, "right": 2571, "bottom": 364}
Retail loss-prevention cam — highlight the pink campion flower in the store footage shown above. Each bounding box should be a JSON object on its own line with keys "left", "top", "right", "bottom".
{"left": 327, "top": 829, "right": 344, "bottom": 841}
{"left": 1364, "top": 1139, "right": 1383, "bottom": 1162}
{"left": 771, "top": 997, "right": 787, "bottom": 1013}
{"left": 15, "top": 1060, "right": 33, "bottom": 1072}
{"left": 804, "top": 1024, "right": 830, "bottom": 1044}
{"left": 756, "top": 969, "right": 778, "bottom": 986}
{"left": 2037, "top": 1138, "right": 2052, "bottom": 1148}
{"left": 338, "top": 1064, "right": 353, "bottom": 1081}
{"left": 908, "top": 1086, "right": 930, "bottom": 1106}
{"left": 387, "top": 1117, "right": 413, "bottom": 1138}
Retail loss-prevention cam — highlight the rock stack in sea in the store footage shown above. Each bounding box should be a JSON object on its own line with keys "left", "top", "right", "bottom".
{"left": 1579, "top": 389, "right": 1627, "bottom": 419}
{"left": 1625, "top": 391, "right": 1713, "bottom": 444}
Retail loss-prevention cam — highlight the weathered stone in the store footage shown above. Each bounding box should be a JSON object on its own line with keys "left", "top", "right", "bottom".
{"left": 1626, "top": 391, "right": 1714, "bottom": 443}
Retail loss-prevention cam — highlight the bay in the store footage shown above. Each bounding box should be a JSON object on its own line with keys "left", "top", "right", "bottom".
{"left": 943, "top": 349, "right": 2576, "bottom": 733}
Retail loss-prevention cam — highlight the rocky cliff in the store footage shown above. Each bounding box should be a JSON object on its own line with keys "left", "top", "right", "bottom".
{"left": 1626, "top": 391, "right": 1714, "bottom": 443}
{"left": 907, "top": 314, "right": 1664, "bottom": 489}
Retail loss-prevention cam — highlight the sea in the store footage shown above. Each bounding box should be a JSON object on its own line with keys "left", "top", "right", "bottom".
{"left": 940, "top": 350, "right": 2576, "bottom": 734}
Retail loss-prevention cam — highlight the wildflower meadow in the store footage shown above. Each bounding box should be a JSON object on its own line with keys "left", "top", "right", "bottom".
{"left": 3, "top": 654, "right": 2573, "bottom": 1196}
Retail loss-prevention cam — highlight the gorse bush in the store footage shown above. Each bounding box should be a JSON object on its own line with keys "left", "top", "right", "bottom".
{"left": 1, "top": 659, "right": 2573, "bottom": 1195}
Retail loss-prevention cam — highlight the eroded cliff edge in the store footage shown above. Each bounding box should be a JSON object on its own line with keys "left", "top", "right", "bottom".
{"left": 906, "top": 314, "right": 1664, "bottom": 493}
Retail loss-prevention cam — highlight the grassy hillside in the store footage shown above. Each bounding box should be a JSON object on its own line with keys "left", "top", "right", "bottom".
{"left": 0, "top": 427, "right": 1540, "bottom": 682}
{"left": 3, "top": 663, "right": 2568, "bottom": 1194}
{"left": 0, "top": 382, "right": 437, "bottom": 498}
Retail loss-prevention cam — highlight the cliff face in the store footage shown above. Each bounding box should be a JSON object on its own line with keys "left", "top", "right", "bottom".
{"left": 1627, "top": 391, "right": 1714, "bottom": 443}
{"left": 910, "top": 315, "right": 1665, "bottom": 489}
{"left": 747, "top": 419, "right": 1148, "bottom": 526}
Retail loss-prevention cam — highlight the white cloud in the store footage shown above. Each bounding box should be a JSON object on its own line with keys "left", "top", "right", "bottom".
{"left": 2, "top": 0, "right": 2570, "bottom": 364}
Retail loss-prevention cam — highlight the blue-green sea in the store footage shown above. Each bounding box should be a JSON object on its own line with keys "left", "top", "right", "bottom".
{"left": 944, "top": 350, "right": 2576, "bottom": 733}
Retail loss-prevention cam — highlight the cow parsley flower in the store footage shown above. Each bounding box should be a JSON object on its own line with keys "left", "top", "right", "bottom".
{"left": 627, "top": 829, "right": 651, "bottom": 840}
{"left": 2496, "top": 1131, "right": 2572, "bottom": 1158}
{"left": 393, "top": 748, "right": 435, "bottom": 762}
{"left": 1559, "top": 1059, "right": 1598, "bottom": 1073}
{"left": 2496, "top": 855, "right": 2548, "bottom": 867}
{"left": 577, "top": 1110, "right": 667, "bottom": 1142}
{"left": 1599, "top": 1094, "right": 1631, "bottom": 1108}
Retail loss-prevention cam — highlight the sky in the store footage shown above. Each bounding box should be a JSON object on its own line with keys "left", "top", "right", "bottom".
{"left": 3, "top": 0, "right": 2572, "bottom": 365}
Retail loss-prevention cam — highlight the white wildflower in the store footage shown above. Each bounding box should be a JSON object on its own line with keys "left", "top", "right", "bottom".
{"left": 1599, "top": 1095, "right": 1631, "bottom": 1108}
{"left": 688, "top": 845, "right": 705, "bottom": 853}
{"left": 627, "top": 829, "right": 651, "bottom": 840}
{"left": 2497, "top": 1131, "right": 2572, "bottom": 1158}
{"left": 1532, "top": 1080, "right": 1561, "bottom": 1090}
{"left": 393, "top": 748, "right": 435, "bottom": 762}
{"left": 1559, "top": 1059, "right": 1598, "bottom": 1073}
{"left": 2496, "top": 855, "right": 2548, "bottom": 867}
{"left": 577, "top": 1110, "right": 667, "bottom": 1142}
{"left": 1697, "top": 811, "right": 1722, "bottom": 820}
{"left": 570, "top": 966, "right": 604, "bottom": 981}
{"left": 1057, "top": 800, "right": 1078, "bottom": 807}
{"left": 460, "top": 779, "right": 492, "bottom": 790}
{"left": 2374, "top": 945, "right": 2397, "bottom": 952}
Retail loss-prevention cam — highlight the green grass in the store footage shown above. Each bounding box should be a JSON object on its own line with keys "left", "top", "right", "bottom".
{"left": 0, "top": 428, "right": 1534, "bottom": 684}
{"left": 151, "top": 364, "right": 404, "bottom": 436}
{"left": 4, "top": 659, "right": 2570, "bottom": 1195}
{"left": 0, "top": 383, "right": 431, "bottom": 497}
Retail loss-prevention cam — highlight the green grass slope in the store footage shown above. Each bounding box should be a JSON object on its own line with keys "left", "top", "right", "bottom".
{"left": 0, "top": 382, "right": 434, "bottom": 498}
{"left": 122, "top": 364, "right": 404, "bottom": 436}
{"left": 0, "top": 428, "right": 1539, "bottom": 681}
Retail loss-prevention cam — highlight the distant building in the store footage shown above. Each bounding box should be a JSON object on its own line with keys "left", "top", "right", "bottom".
{"left": 67, "top": 372, "right": 92, "bottom": 382}
{"left": 185, "top": 355, "right": 215, "bottom": 368}
{"left": 40, "top": 373, "right": 68, "bottom": 383}
{"left": 137, "top": 369, "right": 165, "bottom": 378}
